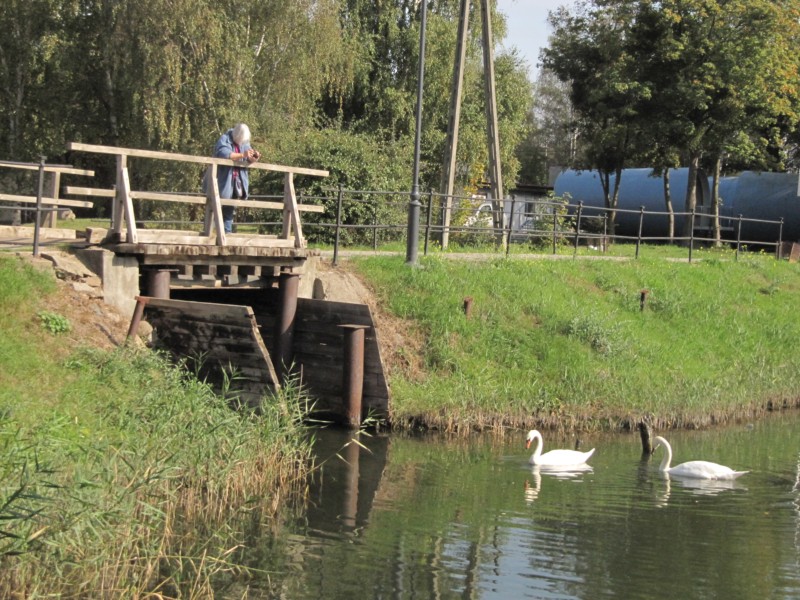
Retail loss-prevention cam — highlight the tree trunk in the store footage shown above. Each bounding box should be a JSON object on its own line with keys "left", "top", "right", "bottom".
{"left": 663, "top": 170, "right": 675, "bottom": 241}
{"left": 682, "top": 153, "right": 700, "bottom": 242}
{"left": 712, "top": 156, "right": 722, "bottom": 247}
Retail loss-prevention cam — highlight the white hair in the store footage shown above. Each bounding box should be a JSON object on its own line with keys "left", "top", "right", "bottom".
{"left": 232, "top": 123, "right": 251, "bottom": 145}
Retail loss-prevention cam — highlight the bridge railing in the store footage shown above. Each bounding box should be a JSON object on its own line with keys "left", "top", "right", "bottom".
{"left": 65, "top": 142, "right": 328, "bottom": 248}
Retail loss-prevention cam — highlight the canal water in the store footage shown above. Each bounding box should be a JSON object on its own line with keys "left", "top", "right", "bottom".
{"left": 244, "top": 414, "right": 800, "bottom": 599}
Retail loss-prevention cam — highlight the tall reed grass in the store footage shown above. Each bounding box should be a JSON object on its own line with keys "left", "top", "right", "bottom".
{"left": 0, "top": 256, "right": 312, "bottom": 597}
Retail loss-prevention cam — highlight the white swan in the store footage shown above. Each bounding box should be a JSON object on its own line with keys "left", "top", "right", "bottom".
{"left": 653, "top": 436, "right": 748, "bottom": 480}
{"left": 525, "top": 430, "right": 595, "bottom": 467}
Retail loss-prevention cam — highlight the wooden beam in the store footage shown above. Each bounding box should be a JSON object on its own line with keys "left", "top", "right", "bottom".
{"left": 0, "top": 160, "right": 94, "bottom": 177}
{"left": 64, "top": 186, "right": 325, "bottom": 212}
{"left": 64, "top": 186, "right": 116, "bottom": 197}
{"left": 68, "top": 141, "right": 329, "bottom": 177}
{"left": 283, "top": 173, "right": 305, "bottom": 248}
{"left": 119, "top": 166, "right": 138, "bottom": 243}
{"left": 0, "top": 193, "right": 92, "bottom": 208}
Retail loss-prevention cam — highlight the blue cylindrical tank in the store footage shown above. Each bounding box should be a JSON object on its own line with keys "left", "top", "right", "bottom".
{"left": 553, "top": 168, "right": 710, "bottom": 238}
{"left": 555, "top": 168, "right": 795, "bottom": 243}
{"left": 718, "top": 171, "right": 799, "bottom": 243}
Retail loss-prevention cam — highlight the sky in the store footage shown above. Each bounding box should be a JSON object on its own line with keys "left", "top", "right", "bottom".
{"left": 495, "top": 0, "right": 567, "bottom": 77}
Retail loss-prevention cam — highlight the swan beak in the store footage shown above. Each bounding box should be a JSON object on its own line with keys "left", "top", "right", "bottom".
{"left": 525, "top": 440, "right": 531, "bottom": 449}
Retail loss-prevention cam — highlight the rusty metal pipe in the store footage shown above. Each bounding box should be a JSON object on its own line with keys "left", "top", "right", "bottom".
{"left": 275, "top": 272, "right": 300, "bottom": 382}
{"left": 340, "top": 324, "right": 368, "bottom": 428}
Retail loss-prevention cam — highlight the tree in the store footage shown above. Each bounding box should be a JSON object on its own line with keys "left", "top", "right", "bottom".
{"left": 542, "top": 1, "right": 650, "bottom": 235}
{"left": 624, "top": 0, "right": 800, "bottom": 240}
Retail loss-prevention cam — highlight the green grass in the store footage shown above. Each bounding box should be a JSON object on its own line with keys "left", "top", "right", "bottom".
{"left": 0, "top": 255, "right": 312, "bottom": 597}
{"left": 351, "top": 252, "right": 800, "bottom": 432}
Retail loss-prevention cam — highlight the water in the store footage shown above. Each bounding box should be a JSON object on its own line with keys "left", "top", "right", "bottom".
{"left": 243, "top": 414, "right": 800, "bottom": 599}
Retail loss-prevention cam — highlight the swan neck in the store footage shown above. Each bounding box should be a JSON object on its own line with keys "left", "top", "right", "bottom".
{"left": 658, "top": 439, "right": 672, "bottom": 471}
{"left": 531, "top": 432, "right": 543, "bottom": 460}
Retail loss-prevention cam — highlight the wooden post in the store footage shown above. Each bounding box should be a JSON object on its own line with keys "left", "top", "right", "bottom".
{"left": 638, "top": 420, "right": 653, "bottom": 456}
{"left": 42, "top": 171, "right": 61, "bottom": 228}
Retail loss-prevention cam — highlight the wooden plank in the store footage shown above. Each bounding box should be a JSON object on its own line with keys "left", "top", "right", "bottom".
{"left": 0, "top": 225, "right": 77, "bottom": 240}
{"left": 111, "top": 155, "right": 126, "bottom": 234}
{"left": 68, "top": 141, "right": 329, "bottom": 177}
{"left": 64, "top": 186, "right": 116, "bottom": 198}
{"left": 119, "top": 166, "right": 138, "bottom": 243}
{"left": 65, "top": 185, "right": 324, "bottom": 212}
{"left": 0, "top": 160, "right": 94, "bottom": 176}
{"left": 143, "top": 297, "right": 254, "bottom": 320}
{"left": 0, "top": 193, "right": 93, "bottom": 208}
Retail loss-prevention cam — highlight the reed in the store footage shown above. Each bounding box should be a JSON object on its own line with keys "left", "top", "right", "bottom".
{"left": 0, "top": 256, "right": 312, "bottom": 597}
{"left": 353, "top": 252, "right": 800, "bottom": 433}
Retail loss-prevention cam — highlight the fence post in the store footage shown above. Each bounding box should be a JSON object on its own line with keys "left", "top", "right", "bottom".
{"left": 736, "top": 214, "right": 743, "bottom": 261}
{"left": 333, "top": 184, "right": 343, "bottom": 266}
{"left": 552, "top": 210, "right": 558, "bottom": 255}
{"left": 603, "top": 213, "right": 608, "bottom": 252}
{"left": 424, "top": 188, "right": 433, "bottom": 256}
{"left": 572, "top": 201, "right": 583, "bottom": 258}
{"left": 635, "top": 205, "right": 645, "bottom": 259}
{"left": 372, "top": 196, "right": 378, "bottom": 251}
{"left": 778, "top": 218, "right": 784, "bottom": 260}
{"left": 33, "top": 156, "right": 46, "bottom": 258}
{"left": 506, "top": 196, "right": 516, "bottom": 256}
{"left": 688, "top": 207, "right": 696, "bottom": 263}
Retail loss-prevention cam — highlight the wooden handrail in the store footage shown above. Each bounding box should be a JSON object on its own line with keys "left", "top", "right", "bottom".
{"left": 66, "top": 141, "right": 328, "bottom": 247}
{"left": 0, "top": 193, "right": 92, "bottom": 208}
{"left": 63, "top": 186, "right": 325, "bottom": 212}
{"left": 0, "top": 160, "right": 94, "bottom": 177}
{"left": 67, "top": 142, "right": 329, "bottom": 177}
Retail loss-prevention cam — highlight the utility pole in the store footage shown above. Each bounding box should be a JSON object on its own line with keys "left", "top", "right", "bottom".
{"left": 439, "top": 0, "right": 470, "bottom": 249}
{"left": 438, "top": 0, "right": 505, "bottom": 248}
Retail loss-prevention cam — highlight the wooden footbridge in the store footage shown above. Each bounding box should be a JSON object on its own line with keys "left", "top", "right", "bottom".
{"left": 1, "top": 144, "right": 389, "bottom": 425}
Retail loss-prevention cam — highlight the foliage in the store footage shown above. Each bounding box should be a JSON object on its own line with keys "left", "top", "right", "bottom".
{"left": 0, "top": 0, "right": 533, "bottom": 210}
{"left": 542, "top": 0, "right": 800, "bottom": 237}
{"left": 37, "top": 310, "right": 71, "bottom": 335}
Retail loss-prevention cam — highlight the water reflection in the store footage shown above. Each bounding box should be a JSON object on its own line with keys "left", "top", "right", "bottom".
{"left": 306, "top": 429, "right": 390, "bottom": 536}
{"left": 249, "top": 418, "right": 800, "bottom": 600}
{"left": 524, "top": 464, "right": 593, "bottom": 504}
{"left": 654, "top": 472, "right": 747, "bottom": 507}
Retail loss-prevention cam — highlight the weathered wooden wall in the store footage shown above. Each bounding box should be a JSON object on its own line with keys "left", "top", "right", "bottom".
{"left": 293, "top": 298, "right": 390, "bottom": 421}
{"left": 144, "top": 291, "right": 390, "bottom": 422}
{"left": 142, "top": 297, "right": 279, "bottom": 407}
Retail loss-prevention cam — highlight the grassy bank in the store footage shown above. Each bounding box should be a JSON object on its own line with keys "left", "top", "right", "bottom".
{"left": 351, "top": 250, "right": 800, "bottom": 432}
{"left": 0, "top": 256, "right": 311, "bottom": 597}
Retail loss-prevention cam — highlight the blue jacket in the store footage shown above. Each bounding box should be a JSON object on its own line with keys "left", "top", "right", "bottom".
{"left": 213, "top": 129, "right": 252, "bottom": 199}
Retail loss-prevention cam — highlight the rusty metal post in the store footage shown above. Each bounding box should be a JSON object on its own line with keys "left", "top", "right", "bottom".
{"left": 275, "top": 272, "right": 300, "bottom": 382}
{"left": 639, "top": 289, "right": 649, "bottom": 311}
{"left": 463, "top": 296, "right": 473, "bottom": 318}
{"left": 145, "top": 269, "right": 172, "bottom": 299}
{"left": 339, "top": 324, "right": 368, "bottom": 428}
{"left": 126, "top": 296, "right": 148, "bottom": 341}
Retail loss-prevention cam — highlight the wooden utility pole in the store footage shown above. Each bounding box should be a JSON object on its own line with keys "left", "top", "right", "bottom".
{"left": 439, "top": 0, "right": 505, "bottom": 248}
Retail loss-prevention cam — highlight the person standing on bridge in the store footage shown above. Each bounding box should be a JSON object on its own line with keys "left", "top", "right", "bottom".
{"left": 212, "top": 123, "right": 261, "bottom": 233}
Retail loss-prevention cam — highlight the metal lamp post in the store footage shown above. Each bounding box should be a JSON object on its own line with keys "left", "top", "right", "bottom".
{"left": 406, "top": 0, "right": 427, "bottom": 265}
